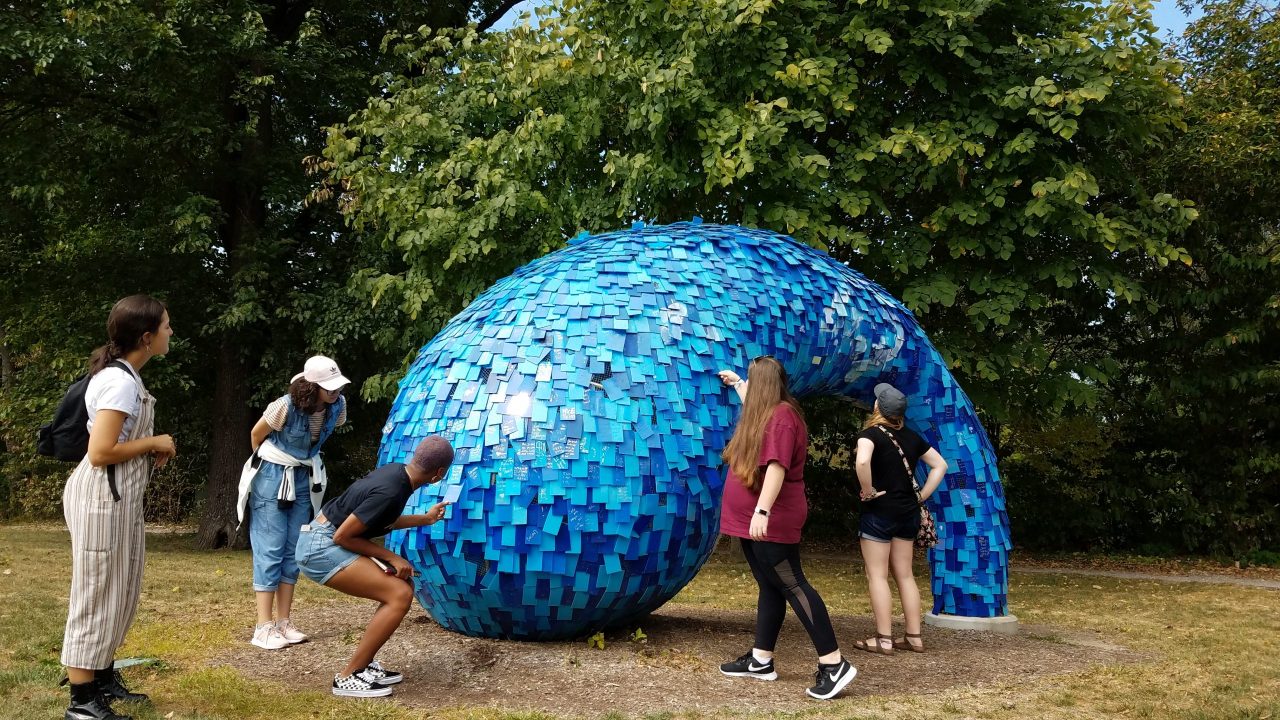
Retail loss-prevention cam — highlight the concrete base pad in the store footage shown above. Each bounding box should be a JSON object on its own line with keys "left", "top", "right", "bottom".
{"left": 925, "top": 612, "right": 1020, "bottom": 634}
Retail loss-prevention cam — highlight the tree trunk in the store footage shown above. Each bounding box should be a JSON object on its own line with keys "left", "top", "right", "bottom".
{"left": 0, "top": 326, "right": 12, "bottom": 390}
{"left": 194, "top": 169, "right": 262, "bottom": 548}
{"left": 195, "top": 60, "right": 270, "bottom": 549}
{"left": 196, "top": 344, "right": 254, "bottom": 548}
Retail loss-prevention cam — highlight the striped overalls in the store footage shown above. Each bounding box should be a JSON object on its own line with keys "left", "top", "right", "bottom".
{"left": 60, "top": 378, "right": 154, "bottom": 669}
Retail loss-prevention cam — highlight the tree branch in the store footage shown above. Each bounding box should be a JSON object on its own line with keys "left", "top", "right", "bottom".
{"left": 476, "top": 0, "right": 525, "bottom": 33}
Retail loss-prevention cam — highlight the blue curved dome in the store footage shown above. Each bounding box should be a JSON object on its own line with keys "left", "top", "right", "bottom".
{"left": 380, "top": 221, "right": 1010, "bottom": 639}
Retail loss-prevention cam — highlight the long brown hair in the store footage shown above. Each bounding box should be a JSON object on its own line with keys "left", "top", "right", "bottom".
{"left": 289, "top": 378, "right": 327, "bottom": 414}
{"left": 88, "top": 295, "right": 167, "bottom": 375}
{"left": 862, "top": 406, "right": 904, "bottom": 431}
{"left": 721, "top": 356, "right": 805, "bottom": 491}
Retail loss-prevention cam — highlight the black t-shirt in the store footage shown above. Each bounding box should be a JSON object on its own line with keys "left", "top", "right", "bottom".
{"left": 857, "top": 425, "right": 932, "bottom": 518}
{"left": 321, "top": 463, "right": 414, "bottom": 539}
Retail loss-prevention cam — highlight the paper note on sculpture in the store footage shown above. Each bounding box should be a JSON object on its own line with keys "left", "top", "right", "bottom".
{"left": 380, "top": 221, "right": 1011, "bottom": 640}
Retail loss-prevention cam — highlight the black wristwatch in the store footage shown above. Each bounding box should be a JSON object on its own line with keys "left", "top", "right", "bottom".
{"left": 755, "top": 508, "right": 769, "bottom": 517}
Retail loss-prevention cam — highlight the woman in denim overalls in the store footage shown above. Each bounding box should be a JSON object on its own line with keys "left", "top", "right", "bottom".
{"left": 237, "top": 355, "right": 349, "bottom": 649}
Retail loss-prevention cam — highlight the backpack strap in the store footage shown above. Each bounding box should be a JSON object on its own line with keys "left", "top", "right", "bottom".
{"left": 101, "top": 359, "right": 138, "bottom": 503}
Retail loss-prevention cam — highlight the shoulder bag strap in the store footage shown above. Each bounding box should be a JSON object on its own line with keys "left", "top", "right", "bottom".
{"left": 875, "top": 425, "right": 921, "bottom": 493}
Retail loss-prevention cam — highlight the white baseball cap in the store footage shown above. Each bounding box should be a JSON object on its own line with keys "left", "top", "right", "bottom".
{"left": 292, "top": 355, "right": 350, "bottom": 391}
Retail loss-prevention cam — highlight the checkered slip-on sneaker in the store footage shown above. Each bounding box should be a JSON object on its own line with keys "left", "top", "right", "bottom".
{"left": 332, "top": 670, "right": 393, "bottom": 698}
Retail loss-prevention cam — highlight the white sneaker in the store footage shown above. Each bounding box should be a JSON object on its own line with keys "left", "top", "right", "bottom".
{"left": 276, "top": 618, "right": 308, "bottom": 644}
{"left": 332, "top": 669, "right": 393, "bottom": 698}
{"left": 251, "top": 622, "right": 289, "bottom": 650}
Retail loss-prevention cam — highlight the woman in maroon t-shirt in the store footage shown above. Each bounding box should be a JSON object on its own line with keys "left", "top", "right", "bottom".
{"left": 714, "top": 356, "right": 857, "bottom": 701}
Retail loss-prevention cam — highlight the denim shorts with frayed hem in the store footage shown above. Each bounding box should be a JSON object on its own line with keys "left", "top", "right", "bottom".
{"left": 295, "top": 519, "right": 360, "bottom": 586}
{"left": 859, "top": 509, "right": 921, "bottom": 543}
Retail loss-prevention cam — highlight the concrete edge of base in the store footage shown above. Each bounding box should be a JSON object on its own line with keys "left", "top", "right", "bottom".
{"left": 924, "top": 612, "right": 1020, "bottom": 634}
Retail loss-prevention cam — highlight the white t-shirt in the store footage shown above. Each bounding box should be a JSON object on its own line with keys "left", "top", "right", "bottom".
{"left": 85, "top": 360, "right": 142, "bottom": 444}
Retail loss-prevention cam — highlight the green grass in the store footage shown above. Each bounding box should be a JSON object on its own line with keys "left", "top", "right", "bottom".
{"left": 1, "top": 526, "right": 1278, "bottom": 720}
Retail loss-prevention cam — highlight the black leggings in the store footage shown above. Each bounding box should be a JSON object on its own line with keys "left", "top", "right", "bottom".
{"left": 740, "top": 539, "right": 839, "bottom": 656}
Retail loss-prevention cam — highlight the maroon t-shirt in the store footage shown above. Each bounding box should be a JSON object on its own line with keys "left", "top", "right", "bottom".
{"left": 720, "top": 403, "right": 808, "bottom": 544}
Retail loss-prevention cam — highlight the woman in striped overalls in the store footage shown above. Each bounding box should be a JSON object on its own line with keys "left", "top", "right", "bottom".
{"left": 62, "top": 295, "right": 176, "bottom": 720}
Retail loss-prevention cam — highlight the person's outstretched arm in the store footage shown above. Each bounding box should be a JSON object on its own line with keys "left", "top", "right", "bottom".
{"left": 388, "top": 501, "right": 451, "bottom": 530}
{"left": 332, "top": 514, "right": 415, "bottom": 579}
{"left": 716, "top": 369, "right": 748, "bottom": 401}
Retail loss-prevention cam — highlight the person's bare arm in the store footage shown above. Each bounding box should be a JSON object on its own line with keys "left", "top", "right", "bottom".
{"left": 854, "top": 437, "right": 884, "bottom": 501}
{"left": 918, "top": 448, "right": 948, "bottom": 502}
{"left": 748, "top": 462, "right": 786, "bottom": 539}
{"left": 387, "top": 502, "right": 451, "bottom": 529}
{"left": 716, "top": 370, "right": 748, "bottom": 401}
{"left": 86, "top": 409, "right": 174, "bottom": 468}
{"left": 250, "top": 418, "right": 272, "bottom": 451}
{"left": 331, "top": 514, "right": 415, "bottom": 579}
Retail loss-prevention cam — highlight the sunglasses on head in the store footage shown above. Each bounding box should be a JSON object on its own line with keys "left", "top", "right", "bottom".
{"left": 749, "top": 354, "right": 787, "bottom": 383}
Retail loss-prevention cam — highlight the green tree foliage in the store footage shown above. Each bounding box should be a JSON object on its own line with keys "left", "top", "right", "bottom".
{"left": 1111, "top": 0, "right": 1277, "bottom": 555}
{"left": 0, "top": 0, "right": 523, "bottom": 541}
{"left": 326, "top": 0, "right": 1195, "bottom": 420}
{"left": 1002, "top": 0, "right": 1279, "bottom": 557}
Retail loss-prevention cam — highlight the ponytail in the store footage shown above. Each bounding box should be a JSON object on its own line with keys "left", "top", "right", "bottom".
{"left": 87, "top": 295, "right": 167, "bottom": 375}
{"left": 87, "top": 341, "right": 126, "bottom": 375}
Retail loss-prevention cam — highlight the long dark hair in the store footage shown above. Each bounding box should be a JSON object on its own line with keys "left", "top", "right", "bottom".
{"left": 289, "top": 378, "right": 328, "bottom": 414}
{"left": 721, "top": 356, "right": 805, "bottom": 491}
{"left": 88, "top": 295, "right": 167, "bottom": 375}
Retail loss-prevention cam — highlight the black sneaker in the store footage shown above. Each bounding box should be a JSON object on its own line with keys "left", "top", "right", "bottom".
{"left": 806, "top": 658, "right": 857, "bottom": 700}
{"left": 719, "top": 651, "right": 778, "bottom": 681}
{"left": 363, "top": 660, "right": 403, "bottom": 686}
{"left": 95, "top": 669, "right": 148, "bottom": 704}
{"left": 332, "top": 669, "right": 393, "bottom": 698}
{"left": 66, "top": 695, "right": 131, "bottom": 720}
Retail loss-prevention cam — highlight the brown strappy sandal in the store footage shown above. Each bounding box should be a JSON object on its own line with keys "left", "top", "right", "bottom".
{"left": 852, "top": 634, "right": 894, "bottom": 655}
{"left": 893, "top": 633, "right": 925, "bottom": 652}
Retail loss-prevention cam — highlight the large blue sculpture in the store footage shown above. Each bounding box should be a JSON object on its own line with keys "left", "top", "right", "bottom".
{"left": 381, "top": 221, "right": 1011, "bottom": 639}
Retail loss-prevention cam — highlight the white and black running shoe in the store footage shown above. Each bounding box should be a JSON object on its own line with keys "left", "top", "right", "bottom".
{"left": 364, "top": 660, "right": 403, "bottom": 686}
{"left": 719, "top": 651, "right": 778, "bottom": 681}
{"left": 332, "top": 669, "right": 393, "bottom": 698}
{"left": 806, "top": 658, "right": 857, "bottom": 700}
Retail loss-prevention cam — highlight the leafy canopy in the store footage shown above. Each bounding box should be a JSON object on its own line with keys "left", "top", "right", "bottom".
{"left": 326, "top": 0, "right": 1194, "bottom": 418}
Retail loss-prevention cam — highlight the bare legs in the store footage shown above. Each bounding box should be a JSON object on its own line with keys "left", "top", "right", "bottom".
{"left": 889, "top": 537, "right": 922, "bottom": 640}
{"left": 859, "top": 537, "right": 922, "bottom": 650}
{"left": 324, "top": 558, "right": 414, "bottom": 676}
{"left": 859, "top": 538, "right": 893, "bottom": 650}
{"left": 276, "top": 582, "right": 296, "bottom": 622}
{"left": 254, "top": 582, "right": 297, "bottom": 626}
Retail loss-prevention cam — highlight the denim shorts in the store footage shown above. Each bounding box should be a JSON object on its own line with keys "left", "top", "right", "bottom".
{"left": 295, "top": 519, "right": 360, "bottom": 585}
{"left": 859, "top": 509, "right": 922, "bottom": 543}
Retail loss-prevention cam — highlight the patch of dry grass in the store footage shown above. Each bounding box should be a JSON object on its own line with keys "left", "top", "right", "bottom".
{"left": 1, "top": 526, "right": 1277, "bottom": 720}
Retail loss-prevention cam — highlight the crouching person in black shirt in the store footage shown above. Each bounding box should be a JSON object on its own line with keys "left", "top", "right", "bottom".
{"left": 295, "top": 436, "right": 453, "bottom": 698}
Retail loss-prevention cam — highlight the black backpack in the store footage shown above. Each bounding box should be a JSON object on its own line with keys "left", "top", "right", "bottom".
{"left": 37, "top": 359, "right": 130, "bottom": 461}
